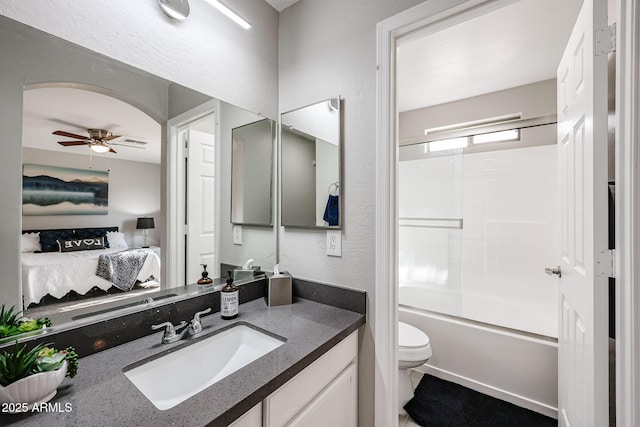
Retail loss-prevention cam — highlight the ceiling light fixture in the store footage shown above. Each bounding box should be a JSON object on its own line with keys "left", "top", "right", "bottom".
{"left": 157, "top": 0, "right": 190, "bottom": 20}
{"left": 204, "top": 0, "right": 251, "bottom": 29}
{"left": 90, "top": 143, "right": 110, "bottom": 154}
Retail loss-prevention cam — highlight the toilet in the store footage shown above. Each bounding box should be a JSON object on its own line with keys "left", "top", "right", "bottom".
{"left": 398, "top": 321, "right": 432, "bottom": 412}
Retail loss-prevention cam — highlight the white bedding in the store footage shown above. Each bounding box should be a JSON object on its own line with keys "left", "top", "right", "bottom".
{"left": 21, "top": 248, "right": 161, "bottom": 305}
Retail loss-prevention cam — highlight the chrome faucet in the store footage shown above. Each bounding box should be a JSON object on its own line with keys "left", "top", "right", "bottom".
{"left": 151, "top": 308, "right": 212, "bottom": 344}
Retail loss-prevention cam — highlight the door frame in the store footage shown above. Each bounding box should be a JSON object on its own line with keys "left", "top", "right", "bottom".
{"left": 615, "top": 0, "right": 640, "bottom": 425}
{"left": 166, "top": 99, "right": 219, "bottom": 288}
{"left": 374, "top": 0, "right": 640, "bottom": 426}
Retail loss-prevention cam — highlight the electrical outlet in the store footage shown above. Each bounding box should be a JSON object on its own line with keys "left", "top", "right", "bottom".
{"left": 233, "top": 225, "right": 242, "bottom": 245}
{"left": 326, "top": 230, "right": 342, "bottom": 257}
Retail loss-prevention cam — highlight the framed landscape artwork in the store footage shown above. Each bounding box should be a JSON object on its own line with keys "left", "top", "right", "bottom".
{"left": 22, "top": 164, "right": 109, "bottom": 216}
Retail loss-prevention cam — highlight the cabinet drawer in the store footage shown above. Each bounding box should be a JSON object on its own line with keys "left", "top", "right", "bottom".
{"left": 264, "top": 331, "right": 358, "bottom": 426}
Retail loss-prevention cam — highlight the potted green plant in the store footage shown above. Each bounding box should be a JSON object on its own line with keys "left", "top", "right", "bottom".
{"left": 0, "top": 305, "right": 51, "bottom": 341}
{"left": 0, "top": 342, "right": 78, "bottom": 410}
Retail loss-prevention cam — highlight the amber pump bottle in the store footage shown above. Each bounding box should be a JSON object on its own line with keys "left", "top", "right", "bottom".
{"left": 221, "top": 271, "right": 239, "bottom": 320}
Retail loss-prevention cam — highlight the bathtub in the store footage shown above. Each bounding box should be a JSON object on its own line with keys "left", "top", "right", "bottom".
{"left": 400, "top": 304, "right": 558, "bottom": 418}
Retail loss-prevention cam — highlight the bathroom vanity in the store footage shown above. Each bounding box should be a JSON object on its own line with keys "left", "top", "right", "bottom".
{"left": 233, "top": 328, "right": 358, "bottom": 427}
{"left": 1, "top": 286, "right": 364, "bottom": 426}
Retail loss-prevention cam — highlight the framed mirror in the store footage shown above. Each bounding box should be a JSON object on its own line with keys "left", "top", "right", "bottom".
{"left": 0, "top": 15, "right": 277, "bottom": 336}
{"left": 231, "top": 119, "right": 275, "bottom": 226}
{"left": 281, "top": 97, "right": 342, "bottom": 228}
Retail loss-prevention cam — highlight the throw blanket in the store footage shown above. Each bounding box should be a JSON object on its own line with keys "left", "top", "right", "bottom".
{"left": 96, "top": 250, "right": 149, "bottom": 291}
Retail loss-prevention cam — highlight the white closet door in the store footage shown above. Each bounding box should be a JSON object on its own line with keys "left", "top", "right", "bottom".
{"left": 186, "top": 129, "right": 216, "bottom": 284}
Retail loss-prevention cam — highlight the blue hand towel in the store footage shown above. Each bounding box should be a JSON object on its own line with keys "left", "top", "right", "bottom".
{"left": 323, "top": 195, "right": 339, "bottom": 226}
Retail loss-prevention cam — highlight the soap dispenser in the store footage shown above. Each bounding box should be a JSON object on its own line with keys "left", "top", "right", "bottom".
{"left": 221, "top": 271, "right": 239, "bottom": 320}
{"left": 266, "top": 264, "right": 292, "bottom": 307}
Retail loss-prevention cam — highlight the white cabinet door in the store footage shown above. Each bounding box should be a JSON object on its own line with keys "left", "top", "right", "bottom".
{"left": 229, "top": 402, "right": 262, "bottom": 427}
{"left": 264, "top": 331, "right": 358, "bottom": 427}
{"left": 287, "top": 363, "right": 358, "bottom": 427}
{"left": 556, "top": 0, "right": 609, "bottom": 425}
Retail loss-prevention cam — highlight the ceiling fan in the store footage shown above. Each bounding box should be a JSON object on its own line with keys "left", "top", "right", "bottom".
{"left": 53, "top": 129, "right": 149, "bottom": 154}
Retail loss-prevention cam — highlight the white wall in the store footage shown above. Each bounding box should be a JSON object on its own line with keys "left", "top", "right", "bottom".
{"left": 399, "top": 79, "right": 557, "bottom": 140}
{"left": 22, "top": 148, "right": 162, "bottom": 248}
{"left": 278, "top": 0, "right": 425, "bottom": 424}
{"left": 0, "top": 0, "right": 279, "bottom": 118}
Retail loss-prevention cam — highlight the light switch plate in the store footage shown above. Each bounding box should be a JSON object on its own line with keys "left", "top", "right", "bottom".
{"left": 326, "top": 230, "right": 341, "bottom": 257}
{"left": 233, "top": 225, "right": 242, "bottom": 245}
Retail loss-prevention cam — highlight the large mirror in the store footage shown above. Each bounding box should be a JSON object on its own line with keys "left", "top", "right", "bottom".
{"left": 0, "top": 15, "right": 277, "bottom": 334}
{"left": 231, "top": 119, "right": 275, "bottom": 226}
{"left": 281, "top": 97, "right": 342, "bottom": 228}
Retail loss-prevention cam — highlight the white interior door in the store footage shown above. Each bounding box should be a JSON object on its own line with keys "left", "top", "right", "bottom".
{"left": 556, "top": 0, "right": 609, "bottom": 425}
{"left": 186, "top": 129, "right": 216, "bottom": 285}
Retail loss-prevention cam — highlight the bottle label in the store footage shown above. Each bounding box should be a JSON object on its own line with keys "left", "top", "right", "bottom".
{"left": 221, "top": 290, "right": 238, "bottom": 317}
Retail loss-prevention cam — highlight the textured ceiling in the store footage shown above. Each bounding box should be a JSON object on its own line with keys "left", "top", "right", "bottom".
{"left": 22, "top": 87, "right": 161, "bottom": 164}
{"left": 397, "top": 0, "right": 582, "bottom": 112}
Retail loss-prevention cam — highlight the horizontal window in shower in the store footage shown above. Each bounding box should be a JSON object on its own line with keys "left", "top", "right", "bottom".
{"left": 398, "top": 137, "right": 560, "bottom": 338}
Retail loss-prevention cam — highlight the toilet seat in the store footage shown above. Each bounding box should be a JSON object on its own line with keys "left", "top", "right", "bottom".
{"left": 398, "top": 322, "right": 432, "bottom": 364}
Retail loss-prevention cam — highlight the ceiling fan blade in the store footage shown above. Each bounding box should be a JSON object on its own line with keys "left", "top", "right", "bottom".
{"left": 103, "top": 134, "right": 122, "bottom": 141}
{"left": 58, "top": 141, "right": 88, "bottom": 146}
{"left": 109, "top": 147, "right": 117, "bottom": 153}
{"left": 53, "top": 130, "right": 88, "bottom": 140}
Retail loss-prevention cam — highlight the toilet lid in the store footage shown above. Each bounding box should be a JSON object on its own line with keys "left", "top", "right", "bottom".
{"left": 399, "top": 322, "right": 430, "bottom": 348}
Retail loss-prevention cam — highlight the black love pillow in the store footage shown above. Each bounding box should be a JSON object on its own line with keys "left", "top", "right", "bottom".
{"left": 58, "top": 237, "right": 106, "bottom": 252}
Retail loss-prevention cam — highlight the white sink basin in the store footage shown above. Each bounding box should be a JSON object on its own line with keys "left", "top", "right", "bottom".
{"left": 124, "top": 323, "right": 285, "bottom": 410}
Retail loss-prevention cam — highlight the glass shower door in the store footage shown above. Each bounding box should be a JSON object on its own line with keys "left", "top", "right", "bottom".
{"left": 398, "top": 143, "right": 463, "bottom": 315}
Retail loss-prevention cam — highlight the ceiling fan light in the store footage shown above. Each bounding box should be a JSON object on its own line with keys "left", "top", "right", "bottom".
{"left": 90, "top": 143, "right": 110, "bottom": 154}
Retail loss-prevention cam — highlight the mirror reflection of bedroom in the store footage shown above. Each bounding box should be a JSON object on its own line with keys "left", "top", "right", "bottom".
{"left": 21, "top": 85, "right": 165, "bottom": 319}
{"left": 7, "top": 15, "right": 277, "bottom": 326}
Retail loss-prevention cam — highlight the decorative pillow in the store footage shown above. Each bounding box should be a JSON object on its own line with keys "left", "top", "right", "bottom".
{"left": 58, "top": 237, "right": 106, "bottom": 252}
{"left": 39, "top": 229, "right": 75, "bottom": 252}
{"left": 21, "top": 232, "right": 41, "bottom": 253}
{"left": 106, "top": 231, "right": 128, "bottom": 250}
{"left": 74, "top": 228, "right": 110, "bottom": 248}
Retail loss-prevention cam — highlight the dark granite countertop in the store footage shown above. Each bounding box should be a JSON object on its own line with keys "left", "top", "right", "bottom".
{"left": 2, "top": 297, "right": 365, "bottom": 426}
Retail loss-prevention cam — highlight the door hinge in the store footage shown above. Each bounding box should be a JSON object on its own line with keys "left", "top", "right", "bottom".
{"left": 609, "top": 249, "right": 616, "bottom": 279}
{"left": 184, "top": 139, "right": 189, "bottom": 158}
{"left": 595, "top": 23, "right": 616, "bottom": 56}
{"left": 598, "top": 249, "right": 616, "bottom": 278}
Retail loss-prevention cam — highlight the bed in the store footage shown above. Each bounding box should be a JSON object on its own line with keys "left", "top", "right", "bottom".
{"left": 21, "top": 227, "right": 161, "bottom": 306}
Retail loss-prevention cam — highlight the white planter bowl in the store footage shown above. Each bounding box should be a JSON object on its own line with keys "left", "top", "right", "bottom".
{"left": 0, "top": 360, "right": 67, "bottom": 409}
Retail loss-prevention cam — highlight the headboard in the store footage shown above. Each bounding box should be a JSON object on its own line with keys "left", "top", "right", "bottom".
{"left": 22, "top": 227, "right": 119, "bottom": 252}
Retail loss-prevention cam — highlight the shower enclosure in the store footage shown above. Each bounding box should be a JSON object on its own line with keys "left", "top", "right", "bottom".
{"left": 398, "top": 140, "right": 560, "bottom": 338}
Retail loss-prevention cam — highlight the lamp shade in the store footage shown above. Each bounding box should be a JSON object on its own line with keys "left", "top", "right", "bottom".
{"left": 136, "top": 217, "right": 155, "bottom": 230}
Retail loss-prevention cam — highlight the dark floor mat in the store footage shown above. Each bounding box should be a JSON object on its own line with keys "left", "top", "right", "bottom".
{"left": 404, "top": 374, "right": 557, "bottom": 427}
